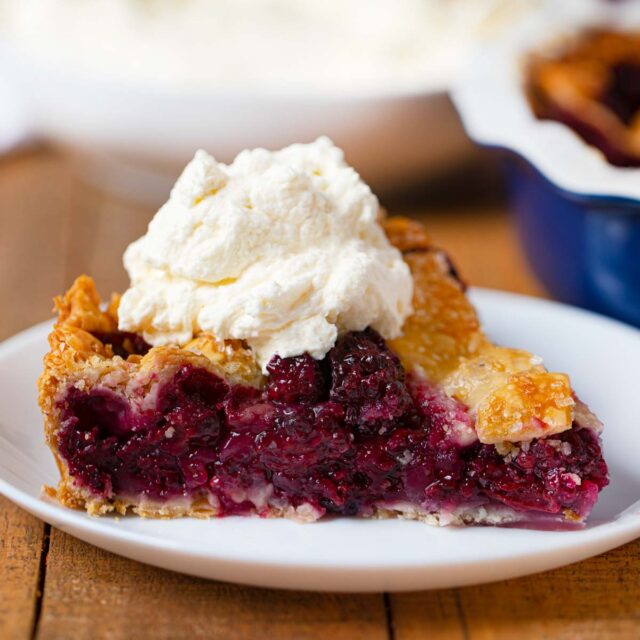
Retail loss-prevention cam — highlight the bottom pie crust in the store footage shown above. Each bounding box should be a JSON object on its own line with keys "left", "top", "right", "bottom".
{"left": 45, "top": 481, "right": 548, "bottom": 527}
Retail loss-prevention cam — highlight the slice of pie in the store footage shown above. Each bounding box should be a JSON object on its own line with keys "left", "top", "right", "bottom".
{"left": 39, "top": 219, "right": 608, "bottom": 525}
{"left": 39, "top": 142, "right": 608, "bottom": 526}
{"left": 528, "top": 29, "right": 640, "bottom": 167}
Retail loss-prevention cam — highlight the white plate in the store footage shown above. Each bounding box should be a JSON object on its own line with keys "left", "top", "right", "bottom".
{"left": 0, "top": 289, "right": 638, "bottom": 592}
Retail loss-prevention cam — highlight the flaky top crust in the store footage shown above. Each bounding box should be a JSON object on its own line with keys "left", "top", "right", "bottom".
{"left": 384, "top": 217, "right": 576, "bottom": 444}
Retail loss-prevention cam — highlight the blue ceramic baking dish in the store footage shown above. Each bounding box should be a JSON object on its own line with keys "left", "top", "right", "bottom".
{"left": 504, "top": 156, "right": 640, "bottom": 326}
{"left": 453, "top": 2, "right": 640, "bottom": 326}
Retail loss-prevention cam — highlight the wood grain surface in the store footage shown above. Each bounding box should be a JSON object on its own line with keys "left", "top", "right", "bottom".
{"left": 0, "top": 149, "right": 637, "bottom": 640}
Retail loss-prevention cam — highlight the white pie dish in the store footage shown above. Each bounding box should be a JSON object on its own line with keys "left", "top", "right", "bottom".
{"left": 0, "top": 288, "right": 638, "bottom": 592}
{"left": 0, "top": 37, "right": 473, "bottom": 204}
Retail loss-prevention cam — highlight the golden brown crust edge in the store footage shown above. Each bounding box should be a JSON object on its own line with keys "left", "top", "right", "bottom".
{"left": 384, "top": 217, "right": 576, "bottom": 445}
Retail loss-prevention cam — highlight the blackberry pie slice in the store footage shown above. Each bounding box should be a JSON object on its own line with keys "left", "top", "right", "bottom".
{"left": 39, "top": 139, "right": 608, "bottom": 525}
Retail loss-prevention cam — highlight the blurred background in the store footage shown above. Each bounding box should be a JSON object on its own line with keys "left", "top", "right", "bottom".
{"left": 1, "top": 0, "right": 639, "bottom": 337}
{"left": 0, "top": 0, "right": 542, "bottom": 200}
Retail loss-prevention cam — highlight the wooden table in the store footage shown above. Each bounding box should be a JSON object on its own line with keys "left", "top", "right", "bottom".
{"left": 1, "top": 149, "right": 638, "bottom": 640}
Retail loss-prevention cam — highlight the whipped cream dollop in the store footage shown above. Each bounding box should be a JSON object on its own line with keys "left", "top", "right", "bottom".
{"left": 118, "top": 138, "right": 413, "bottom": 370}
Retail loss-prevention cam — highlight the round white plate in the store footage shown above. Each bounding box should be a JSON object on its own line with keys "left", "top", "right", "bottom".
{"left": 0, "top": 289, "right": 638, "bottom": 592}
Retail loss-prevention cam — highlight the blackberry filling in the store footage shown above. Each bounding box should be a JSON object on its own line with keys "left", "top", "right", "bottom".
{"left": 91, "top": 330, "right": 151, "bottom": 359}
{"left": 56, "top": 329, "right": 608, "bottom": 521}
{"left": 600, "top": 62, "right": 640, "bottom": 127}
